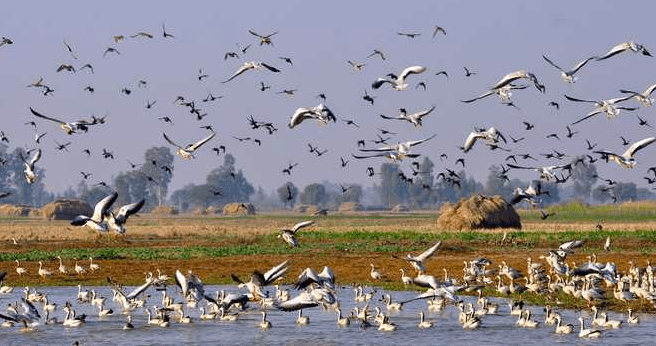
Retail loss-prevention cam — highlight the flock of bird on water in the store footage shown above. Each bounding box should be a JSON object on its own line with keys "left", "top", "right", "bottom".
{"left": 1, "top": 19, "right": 656, "bottom": 341}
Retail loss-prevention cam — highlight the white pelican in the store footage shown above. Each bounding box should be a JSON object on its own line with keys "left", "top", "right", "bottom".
{"left": 578, "top": 316, "right": 602, "bottom": 338}
{"left": 163, "top": 131, "right": 215, "bottom": 159}
{"left": 542, "top": 55, "right": 595, "bottom": 83}
{"left": 56, "top": 256, "right": 69, "bottom": 274}
{"left": 593, "top": 137, "right": 655, "bottom": 168}
{"left": 29, "top": 107, "right": 94, "bottom": 134}
{"left": 19, "top": 148, "right": 41, "bottom": 184}
{"left": 619, "top": 83, "right": 656, "bottom": 107}
{"left": 278, "top": 220, "right": 314, "bottom": 247}
{"left": 596, "top": 41, "right": 651, "bottom": 61}
{"left": 222, "top": 61, "right": 280, "bottom": 83}
{"left": 418, "top": 311, "right": 433, "bottom": 329}
{"left": 393, "top": 241, "right": 441, "bottom": 274}
{"left": 565, "top": 94, "right": 637, "bottom": 125}
{"left": 372, "top": 65, "right": 427, "bottom": 91}
{"left": 492, "top": 70, "right": 545, "bottom": 92}
{"left": 15, "top": 260, "right": 27, "bottom": 277}
{"left": 71, "top": 192, "right": 117, "bottom": 232}
{"left": 288, "top": 104, "right": 336, "bottom": 129}
{"left": 359, "top": 134, "right": 437, "bottom": 157}
{"left": 380, "top": 105, "right": 435, "bottom": 127}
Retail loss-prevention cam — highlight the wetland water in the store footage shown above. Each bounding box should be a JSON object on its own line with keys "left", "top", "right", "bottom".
{"left": 1, "top": 285, "right": 654, "bottom": 345}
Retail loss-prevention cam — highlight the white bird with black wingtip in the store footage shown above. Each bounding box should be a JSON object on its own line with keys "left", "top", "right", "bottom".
{"left": 278, "top": 220, "right": 315, "bottom": 247}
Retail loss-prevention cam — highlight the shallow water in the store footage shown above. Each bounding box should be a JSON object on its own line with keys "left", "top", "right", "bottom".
{"left": 1, "top": 285, "right": 655, "bottom": 346}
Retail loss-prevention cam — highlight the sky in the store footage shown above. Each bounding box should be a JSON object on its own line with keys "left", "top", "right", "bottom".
{"left": 1, "top": 1, "right": 655, "bottom": 197}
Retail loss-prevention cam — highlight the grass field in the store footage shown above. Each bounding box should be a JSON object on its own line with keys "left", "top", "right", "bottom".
{"left": 1, "top": 201, "right": 656, "bottom": 311}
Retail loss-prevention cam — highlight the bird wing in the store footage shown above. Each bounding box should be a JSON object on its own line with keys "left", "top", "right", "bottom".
{"left": 623, "top": 137, "right": 655, "bottom": 159}
{"left": 564, "top": 94, "right": 597, "bottom": 103}
{"left": 414, "top": 241, "right": 442, "bottom": 262}
{"left": 405, "top": 134, "right": 437, "bottom": 147}
{"left": 263, "top": 259, "right": 289, "bottom": 284}
{"left": 644, "top": 83, "right": 656, "bottom": 96}
{"left": 29, "top": 107, "right": 66, "bottom": 124}
{"left": 92, "top": 192, "right": 118, "bottom": 223}
{"left": 558, "top": 240, "right": 584, "bottom": 253}
{"left": 351, "top": 152, "right": 390, "bottom": 159}
{"left": 115, "top": 199, "right": 145, "bottom": 224}
{"left": 29, "top": 148, "right": 42, "bottom": 165}
{"left": 126, "top": 276, "right": 153, "bottom": 300}
{"left": 292, "top": 220, "right": 315, "bottom": 233}
{"left": 379, "top": 114, "right": 404, "bottom": 120}
{"left": 606, "top": 94, "right": 635, "bottom": 104}
{"left": 506, "top": 163, "right": 537, "bottom": 170}
{"left": 542, "top": 55, "right": 564, "bottom": 72}
{"left": 461, "top": 90, "right": 495, "bottom": 103}
{"left": 222, "top": 64, "right": 253, "bottom": 83}
{"left": 596, "top": 42, "right": 630, "bottom": 61}
{"left": 162, "top": 132, "right": 184, "bottom": 150}
{"left": 248, "top": 30, "right": 264, "bottom": 38}
{"left": 399, "top": 65, "right": 427, "bottom": 80}
{"left": 187, "top": 131, "right": 216, "bottom": 151}
{"left": 276, "top": 292, "right": 318, "bottom": 311}
{"left": 371, "top": 78, "right": 393, "bottom": 89}
{"left": 462, "top": 132, "right": 482, "bottom": 152}
{"left": 260, "top": 62, "right": 281, "bottom": 73}
{"left": 492, "top": 70, "right": 525, "bottom": 90}
{"left": 411, "top": 105, "right": 436, "bottom": 119}
{"left": 570, "top": 56, "right": 595, "bottom": 74}
{"left": 571, "top": 109, "right": 602, "bottom": 125}
{"left": 289, "top": 108, "right": 316, "bottom": 128}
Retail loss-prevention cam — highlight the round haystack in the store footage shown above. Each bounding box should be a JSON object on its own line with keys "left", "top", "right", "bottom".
{"left": 205, "top": 206, "right": 222, "bottom": 214}
{"left": 293, "top": 204, "right": 319, "bottom": 214}
{"left": 436, "top": 194, "right": 521, "bottom": 230}
{"left": 192, "top": 207, "right": 208, "bottom": 216}
{"left": 391, "top": 204, "right": 409, "bottom": 213}
{"left": 151, "top": 206, "right": 179, "bottom": 215}
{"left": 338, "top": 202, "right": 362, "bottom": 212}
{"left": 222, "top": 202, "right": 256, "bottom": 215}
{"left": 0, "top": 204, "right": 34, "bottom": 217}
{"left": 40, "top": 199, "right": 93, "bottom": 220}
{"left": 312, "top": 208, "right": 328, "bottom": 216}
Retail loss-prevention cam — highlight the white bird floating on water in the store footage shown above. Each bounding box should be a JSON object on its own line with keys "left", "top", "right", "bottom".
{"left": 163, "top": 131, "right": 216, "bottom": 159}
{"left": 593, "top": 137, "right": 655, "bottom": 169}
{"left": 372, "top": 65, "right": 427, "bottom": 91}
{"left": 19, "top": 148, "right": 41, "bottom": 184}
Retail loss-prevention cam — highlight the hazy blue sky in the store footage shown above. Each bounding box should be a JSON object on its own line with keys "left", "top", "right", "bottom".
{"left": 1, "top": 1, "right": 655, "bottom": 195}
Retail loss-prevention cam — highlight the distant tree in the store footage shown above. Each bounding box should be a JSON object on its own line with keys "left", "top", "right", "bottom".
{"left": 376, "top": 163, "right": 408, "bottom": 207}
{"left": 484, "top": 165, "right": 513, "bottom": 197}
{"left": 614, "top": 182, "right": 637, "bottom": 202}
{"left": 407, "top": 157, "right": 435, "bottom": 208}
{"left": 299, "top": 183, "right": 328, "bottom": 206}
{"left": 277, "top": 181, "right": 298, "bottom": 208}
{"left": 333, "top": 184, "right": 363, "bottom": 205}
{"left": 570, "top": 157, "right": 598, "bottom": 201}
{"left": 592, "top": 185, "right": 612, "bottom": 204}
{"left": 79, "top": 185, "right": 113, "bottom": 207}
{"left": 140, "top": 146, "right": 174, "bottom": 207}
{"left": 5, "top": 147, "right": 51, "bottom": 206}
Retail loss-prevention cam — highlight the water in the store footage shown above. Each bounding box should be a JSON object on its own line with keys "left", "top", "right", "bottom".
{"left": 1, "top": 285, "right": 655, "bottom": 346}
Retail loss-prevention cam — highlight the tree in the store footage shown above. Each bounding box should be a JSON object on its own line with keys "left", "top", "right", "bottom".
{"left": 614, "top": 182, "right": 637, "bottom": 202}
{"left": 333, "top": 184, "right": 363, "bottom": 205}
{"left": 592, "top": 185, "right": 612, "bottom": 204}
{"left": 299, "top": 183, "right": 328, "bottom": 206}
{"left": 140, "top": 146, "right": 174, "bottom": 207}
{"left": 276, "top": 182, "right": 298, "bottom": 208}
{"left": 570, "top": 157, "right": 598, "bottom": 202}
{"left": 376, "top": 163, "right": 408, "bottom": 207}
{"left": 484, "top": 165, "right": 513, "bottom": 197}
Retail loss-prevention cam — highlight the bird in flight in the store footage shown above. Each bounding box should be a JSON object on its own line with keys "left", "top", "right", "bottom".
{"left": 249, "top": 30, "right": 278, "bottom": 46}
{"left": 542, "top": 54, "right": 595, "bottom": 83}
{"left": 163, "top": 131, "right": 216, "bottom": 159}
{"left": 372, "top": 65, "right": 427, "bottom": 91}
{"left": 222, "top": 61, "right": 281, "bottom": 83}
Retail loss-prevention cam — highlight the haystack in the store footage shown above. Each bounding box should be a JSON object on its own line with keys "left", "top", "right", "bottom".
{"left": 0, "top": 204, "right": 34, "bottom": 217}
{"left": 338, "top": 202, "right": 362, "bottom": 212}
{"left": 151, "top": 206, "right": 179, "bottom": 215}
{"left": 40, "top": 199, "right": 92, "bottom": 220}
{"left": 436, "top": 194, "right": 521, "bottom": 230}
{"left": 222, "top": 202, "right": 255, "bottom": 215}
{"left": 293, "top": 204, "right": 319, "bottom": 214}
{"left": 312, "top": 209, "right": 328, "bottom": 216}
{"left": 391, "top": 204, "right": 409, "bottom": 212}
{"left": 205, "top": 206, "right": 222, "bottom": 214}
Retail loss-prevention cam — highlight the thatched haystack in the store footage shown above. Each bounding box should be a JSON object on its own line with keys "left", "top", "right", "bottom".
{"left": 192, "top": 207, "right": 208, "bottom": 216}
{"left": 293, "top": 204, "right": 319, "bottom": 214}
{"left": 312, "top": 209, "right": 328, "bottom": 216}
{"left": 205, "top": 206, "right": 222, "bottom": 214}
{"left": 40, "top": 199, "right": 92, "bottom": 220}
{"left": 338, "top": 202, "right": 362, "bottom": 212}
{"left": 436, "top": 194, "right": 521, "bottom": 230}
{"left": 222, "top": 202, "right": 255, "bottom": 215}
{"left": 391, "top": 204, "right": 409, "bottom": 212}
{"left": 151, "top": 206, "right": 179, "bottom": 215}
{"left": 0, "top": 204, "right": 34, "bottom": 217}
